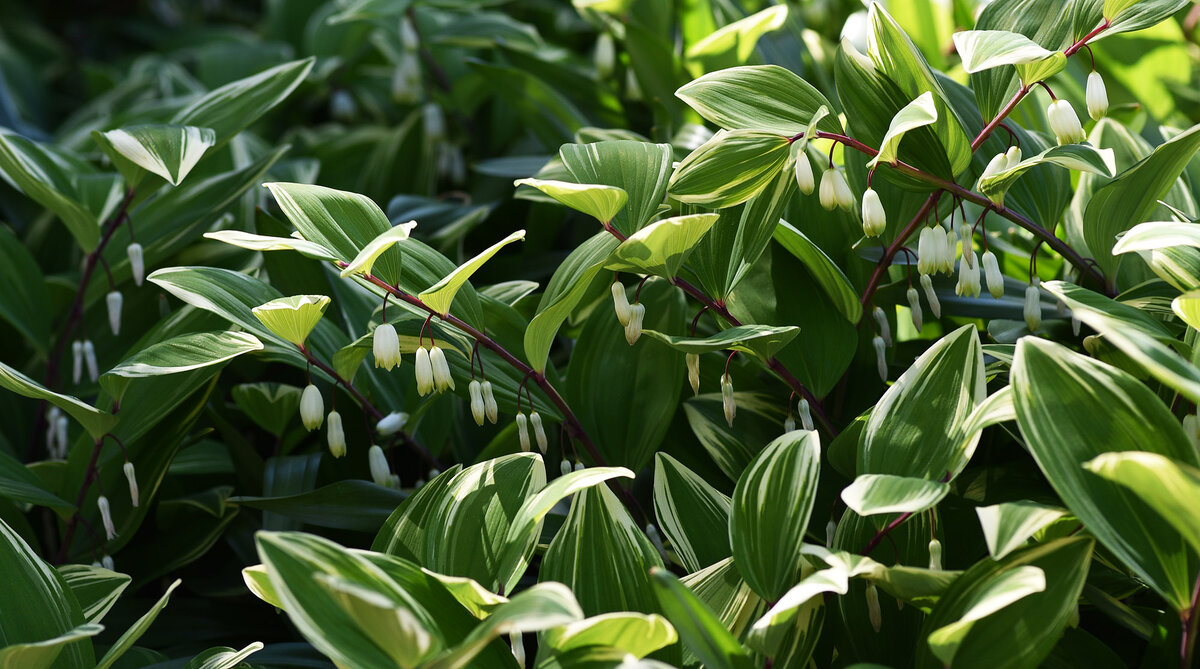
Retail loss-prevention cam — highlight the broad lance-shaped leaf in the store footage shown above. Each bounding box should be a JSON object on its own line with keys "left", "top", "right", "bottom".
{"left": 868, "top": 91, "right": 938, "bottom": 168}
{"left": 649, "top": 568, "right": 755, "bottom": 669}
{"left": 1112, "top": 221, "right": 1200, "bottom": 292}
{"left": 1100, "top": 0, "right": 1192, "bottom": 37}
{"left": 653, "top": 453, "right": 732, "bottom": 573}
{"left": 773, "top": 221, "right": 861, "bottom": 324}
{"left": 730, "top": 430, "right": 820, "bottom": 601}
{"left": 314, "top": 574, "right": 441, "bottom": 667}
{"left": 0, "top": 129, "right": 102, "bottom": 250}
{"left": 181, "top": 642, "right": 264, "bottom": 669}
{"left": 668, "top": 129, "right": 792, "bottom": 209}
{"left": 58, "top": 564, "right": 131, "bottom": 624}
{"left": 1011, "top": 337, "right": 1199, "bottom": 611}
{"left": 978, "top": 144, "right": 1115, "bottom": 204}
{"left": 607, "top": 213, "right": 719, "bottom": 279}
{"left": 94, "top": 579, "right": 182, "bottom": 669}
{"left": 252, "top": 295, "right": 330, "bottom": 347}
{"left": 639, "top": 324, "right": 799, "bottom": 360}
{"left": 675, "top": 65, "right": 842, "bottom": 136}
{"left": 101, "top": 331, "right": 263, "bottom": 404}
{"left": 976, "top": 501, "right": 1068, "bottom": 560}
{"left": 0, "top": 623, "right": 103, "bottom": 668}
{"left": 339, "top": 222, "right": 418, "bottom": 278}
{"left": 0, "top": 360, "right": 116, "bottom": 439}
{"left": 841, "top": 474, "right": 949, "bottom": 516}
{"left": 686, "top": 4, "right": 788, "bottom": 62}
{"left": 525, "top": 232, "right": 619, "bottom": 373}
{"left": 926, "top": 566, "right": 1045, "bottom": 665}
{"left": 94, "top": 124, "right": 215, "bottom": 186}
{"left": 1085, "top": 452, "right": 1200, "bottom": 555}
{"left": 172, "top": 58, "right": 314, "bottom": 149}
{"left": 419, "top": 229, "right": 525, "bottom": 316}
{"left": 0, "top": 449, "right": 73, "bottom": 510}
{"left": 559, "top": 141, "right": 672, "bottom": 236}
{"left": 204, "top": 230, "right": 337, "bottom": 261}
{"left": 514, "top": 178, "right": 627, "bottom": 224}
{"left": 952, "top": 30, "right": 1066, "bottom": 83}
{"left": 542, "top": 612, "right": 678, "bottom": 658}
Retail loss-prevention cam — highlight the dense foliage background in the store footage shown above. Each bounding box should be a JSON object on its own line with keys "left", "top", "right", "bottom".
{"left": 3, "top": 0, "right": 1200, "bottom": 667}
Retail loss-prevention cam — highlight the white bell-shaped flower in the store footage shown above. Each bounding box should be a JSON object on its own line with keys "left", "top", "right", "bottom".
{"left": 368, "top": 445, "right": 393, "bottom": 487}
{"left": 1024, "top": 280, "right": 1042, "bottom": 332}
{"left": 794, "top": 153, "right": 815, "bottom": 194}
{"left": 106, "top": 291, "right": 123, "bottom": 336}
{"left": 1047, "top": 99, "right": 1086, "bottom": 145}
{"left": 530, "top": 411, "right": 548, "bottom": 453}
{"left": 516, "top": 413, "right": 531, "bottom": 452}
{"left": 469, "top": 380, "right": 486, "bottom": 426}
{"left": 574, "top": 460, "right": 585, "bottom": 472}
{"left": 832, "top": 169, "right": 856, "bottom": 211}
{"left": 624, "top": 303, "right": 645, "bottom": 345}
{"left": 299, "top": 384, "right": 324, "bottom": 431}
{"left": 391, "top": 53, "right": 422, "bottom": 104}
{"left": 123, "top": 461, "right": 139, "bottom": 507}
{"left": 826, "top": 520, "right": 837, "bottom": 548}
{"left": 917, "top": 227, "right": 935, "bottom": 275}
{"left": 481, "top": 380, "right": 498, "bottom": 424}
{"left": 861, "top": 187, "right": 886, "bottom": 237}
{"left": 399, "top": 17, "right": 419, "bottom": 51}
{"left": 818, "top": 169, "right": 838, "bottom": 211}
{"left": 956, "top": 251, "right": 982, "bottom": 298}
{"left": 907, "top": 286, "right": 923, "bottom": 332}
{"left": 97, "top": 495, "right": 117, "bottom": 540}
{"left": 873, "top": 335, "right": 888, "bottom": 382}
{"left": 559, "top": 459, "right": 573, "bottom": 477}
{"left": 127, "top": 242, "right": 145, "bottom": 286}
{"left": 982, "top": 250, "right": 1004, "bottom": 299}
{"left": 422, "top": 103, "right": 446, "bottom": 142}
{"left": 611, "top": 281, "right": 631, "bottom": 326}
{"left": 327, "top": 411, "right": 346, "bottom": 458}
{"left": 45, "top": 407, "right": 60, "bottom": 454}
{"left": 1004, "top": 146, "right": 1022, "bottom": 168}
{"left": 72, "top": 340, "right": 83, "bottom": 384}
{"left": 414, "top": 347, "right": 435, "bottom": 396}
{"left": 83, "top": 340, "right": 98, "bottom": 382}
{"left": 1072, "top": 314, "right": 1082, "bottom": 336}
{"left": 101, "top": 554, "right": 114, "bottom": 571}
{"left": 376, "top": 411, "right": 407, "bottom": 436}
{"left": 720, "top": 373, "right": 736, "bottom": 427}
{"left": 1086, "top": 71, "right": 1108, "bottom": 121}
{"left": 980, "top": 152, "right": 1008, "bottom": 181}
{"left": 686, "top": 353, "right": 700, "bottom": 396}
{"left": 872, "top": 306, "right": 891, "bottom": 347}
{"left": 920, "top": 273, "right": 941, "bottom": 318}
{"left": 429, "top": 345, "right": 455, "bottom": 392}
{"left": 937, "top": 226, "right": 956, "bottom": 275}
{"left": 373, "top": 323, "right": 401, "bottom": 370}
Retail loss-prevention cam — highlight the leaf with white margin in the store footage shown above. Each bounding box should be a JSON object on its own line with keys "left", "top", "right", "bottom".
{"left": 926, "top": 566, "right": 1045, "bottom": 666}
{"left": 976, "top": 501, "right": 1068, "bottom": 560}
{"left": 204, "top": 230, "right": 337, "bottom": 261}
{"left": 514, "top": 178, "right": 628, "bottom": 223}
{"left": 868, "top": 92, "right": 938, "bottom": 168}
{"left": 978, "top": 145, "right": 1115, "bottom": 204}
{"left": 419, "top": 229, "right": 525, "bottom": 316}
{"left": 339, "top": 222, "right": 418, "bottom": 278}
{"left": 840, "top": 474, "right": 950, "bottom": 516}
{"left": 952, "top": 30, "right": 1066, "bottom": 82}
{"left": 95, "top": 124, "right": 216, "bottom": 186}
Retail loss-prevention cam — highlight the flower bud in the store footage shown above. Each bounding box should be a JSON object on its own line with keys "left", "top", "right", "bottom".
{"left": 55, "top": 416, "right": 69, "bottom": 458}
{"left": 1086, "top": 71, "right": 1108, "bottom": 121}
{"left": 377, "top": 411, "right": 407, "bottom": 436}
{"left": 905, "top": 286, "right": 923, "bottom": 332}
{"left": 123, "top": 461, "right": 139, "bottom": 507}
{"left": 368, "top": 445, "right": 393, "bottom": 487}
{"left": 873, "top": 335, "right": 887, "bottom": 382}
{"left": 422, "top": 103, "right": 445, "bottom": 142}
{"left": 127, "top": 242, "right": 145, "bottom": 286}
{"left": 429, "top": 345, "right": 455, "bottom": 392}
{"left": 516, "top": 413, "right": 531, "bottom": 452}
{"left": 511, "top": 632, "right": 526, "bottom": 669}
{"left": 866, "top": 583, "right": 882, "bottom": 632}
{"left": 937, "top": 226, "right": 956, "bottom": 275}
{"left": 83, "top": 340, "right": 99, "bottom": 382}
{"left": 872, "top": 306, "right": 891, "bottom": 347}
{"left": 1047, "top": 99, "right": 1085, "bottom": 145}
{"left": 44, "top": 407, "right": 60, "bottom": 454}
{"left": 481, "top": 381, "right": 498, "bottom": 424}
{"left": 784, "top": 414, "right": 796, "bottom": 433}
{"left": 1004, "top": 146, "right": 1022, "bottom": 169}
{"left": 956, "top": 251, "right": 981, "bottom": 298}
{"left": 1056, "top": 298, "right": 1068, "bottom": 318}
{"left": 392, "top": 53, "right": 421, "bottom": 104}
{"left": 980, "top": 152, "right": 1008, "bottom": 181}
{"left": 373, "top": 323, "right": 401, "bottom": 370}
{"left": 101, "top": 554, "right": 114, "bottom": 571}
{"left": 299, "top": 384, "right": 324, "bottom": 431}
{"left": 624, "top": 303, "right": 645, "bottom": 345}
{"left": 97, "top": 495, "right": 117, "bottom": 540}
{"left": 1024, "top": 280, "right": 1042, "bottom": 332}
{"left": 560, "top": 459, "right": 572, "bottom": 477}
{"left": 574, "top": 460, "right": 584, "bottom": 472}
{"left": 106, "top": 291, "right": 123, "bottom": 336}
{"left": 685, "top": 354, "right": 702, "bottom": 398}
{"left": 818, "top": 169, "right": 838, "bottom": 211}
{"left": 530, "top": 411, "right": 548, "bottom": 453}
{"left": 469, "top": 380, "right": 486, "bottom": 426}
{"left": 611, "top": 281, "right": 631, "bottom": 326}
{"left": 982, "top": 250, "right": 1004, "bottom": 299}
{"left": 798, "top": 399, "right": 814, "bottom": 431}
{"left": 72, "top": 341, "right": 84, "bottom": 384}
{"left": 415, "top": 346, "right": 435, "bottom": 396}
{"left": 414, "top": 478, "right": 425, "bottom": 489}
{"left": 825, "top": 520, "right": 836, "bottom": 548}
{"left": 832, "top": 169, "right": 855, "bottom": 211}
{"left": 861, "top": 187, "right": 886, "bottom": 237}
{"left": 794, "top": 153, "right": 815, "bottom": 195}
{"left": 917, "top": 228, "right": 934, "bottom": 275}
{"left": 400, "top": 17, "right": 420, "bottom": 52}
{"left": 327, "top": 411, "right": 346, "bottom": 458}
{"left": 920, "top": 273, "right": 941, "bottom": 318}
{"left": 929, "top": 538, "right": 943, "bottom": 570}
{"left": 594, "top": 32, "right": 615, "bottom": 78}
{"left": 720, "top": 373, "right": 736, "bottom": 427}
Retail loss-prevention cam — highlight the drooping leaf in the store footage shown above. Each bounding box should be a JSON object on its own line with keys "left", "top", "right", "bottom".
{"left": 251, "top": 295, "right": 330, "bottom": 347}
{"left": 952, "top": 30, "right": 1065, "bottom": 81}
{"left": 101, "top": 331, "right": 263, "bottom": 403}
{"left": 639, "top": 324, "right": 799, "bottom": 361}
{"left": 840, "top": 474, "right": 950, "bottom": 517}
{"left": 57, "top": 564, "right": 130, "bottom": 624}
{"left": 0, "top": 361, "right": 117, "bottom": 440}
{"left": 513, "top": 179, "right": 627, "bottom": 224}
{"left": 93, "top": 124, "right": 215, "bottom": 186}
{"left": 559, "top": 141, "right": 672, "bottom": 236}
{"left": 339, "top": 222, "right": 418, "bottom": 278}
{"left": 978, "top": 144, "right": 1116, "bottom": 205}
{"left": 607, "top": 213, "right": 719, "bottom": 279}
{"left": 975, "top": 502, "right": 1068, "bottom": 560}
{"left": 419, "top": 229, "right": 525, "bottom": 316}
{"left": 203, "top": 230, "right": 338, "bottom": 261}
{"left": 1084, "top": 452, "right": 1200, "bottom": 555}
{"left": 868, "top": 92, "right": 938, "bottom": 169}
{"left": 172, "top": 58, "right": 315, "bottom": 149}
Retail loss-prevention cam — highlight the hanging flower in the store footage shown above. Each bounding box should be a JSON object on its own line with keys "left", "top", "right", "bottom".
{"left": 720, "top": 373, "right": 736, "bottom": 427}
{"left": 429, "top": 345, "right": 455, "bottom": 392}
{"left": 611, "top": 281, "right": 632, "bottom": 326}
{"left": 72, "top": 340, "right": 84, "bottom": 384}
{"left": 415, "top": 346, "right": 435, "bottom": 396}
{"left": 327, "top": 411, "right": 346, "bottom": 458}
{"left": 920, "top": 273, "right": 941, "bottom": 319}
{"left": 624, "top": 303, "right": 645, "bottom": 345}
{"left": 956, "top": 248, "right": 981, "bottom": 298}
{"left": 819, "top": 169, "right": 838, "bottom": 211}
{"left": 982, "top": 250, "right": 1004, "bottom": 299}
{"left": 481, "top": 381, "right": 498, "bottom": 424}
{"left": 83, "top": 340, "right": 99, "bottom": 382}
{"left": 106, "top": 291, "right": 123, "bottom": 336}
{"left": 529, "top": 411, "right": 548, "bottom": 453}
{"left": 866, "top": 582, "right": 882, "bottom": 632}
{"left": 1047, "top": 99, "right": 1086, "bottom": 145}
{"left": 907, "top": 286, "right": 923, "bottom": 332}
{"left": 861, "top": 187, "right": 886, "bottom": 237}
{"left": 832, "top": 169, "right": 856, "bottom": 211}
{"left": 373, "top": 323, "right": 401, "bottom": 370}
{"left": 123, "top": 461, "right": 139, "bottom": 507}
{"left": 1086, "top": 71, "right": 1108, "bottom": 120}
{"left": 686, "top": 353, "right": 700, "bottom": 396}
{"left": 1004, "top": 145, "right": 1022, "bottom": 168}
{"left": 872, "top": 306, "right": 891, "bottom": 347}
{"left": 299, "top": 384, "right": 324, "bottom": 431}
{"left": 127, "top": 243, "right": 145, "bottom": 286}
{"left": 798, "top": 398, "right": 814, "bottom": 431}
{"left": 928, "top": 538, "right": 943, "bottom": 570}
{"left": 873, "top": 335, "right": 888, "bottom": 382}
{"left": 368, "top": 445, "right": 393, "bottom": 487}
{"left": 794, "top": 153, "right": 815, "bottom": 194}
{"left": 377, "top": 411, "right": 407, "bottom": 436}
{"left": 516, "top": 413, "right": 531, "bottom": 452}
{"left": 469, "top": 380, "right": 486, "bottom": 426}
{"left": 97, "top": 495, "right": 117, "bottom": 540}
{"left": 1024, "top": 279, "right": 1042, "bottom": 332}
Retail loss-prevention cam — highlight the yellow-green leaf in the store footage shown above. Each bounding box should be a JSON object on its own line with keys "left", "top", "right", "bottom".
{"left": 868, "top": 91, "right": 938, "bottom": 169}
{"left": 514, "top": 178, "right": 627, "bottom": 224}
{"left": 251, "top": 295, "right": 331, "bottom": 347}
{"left": 607, "top": 213, "right": 719, "bottom": 278}
{"left": 419, "top": 229, "right": 525, "bottom": 316}
{"left": 339, "top": 222, "right": 418, "bottom": 278}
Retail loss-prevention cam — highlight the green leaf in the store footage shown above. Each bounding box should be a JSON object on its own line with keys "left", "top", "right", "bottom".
{"left": 559, "top": 141, "right": 672, "bottom": 236}
{"left": 685, "top": 5, "right": 788, "bottom": 62}
{"left": 1112, "top": 221, "right": 1200, "bottom": 291}
{"left": 0, "top": 624, "right": 103, "bottom": 669}
{"left": 231, "top": 383, "right": 302, "bottom": 438}
{"left": 840, "top": 474, "right": 950, "bottom": 516}
{"left": 102, "top": 331, "right": 263, "bottom": 403}
{"left": 0, "top": 225, "right": 50, "bottom": 351}
{"left": 513, "top": 179, "right": 627, "bottom": 224}
{"left": 541, "top": 484, "right": 664, "bottom": 616}
{"left": 0, "top": 516, "right": 93, "bottom": 668}
{"left": 494, "top": 465, "right": 634, "bottom": 595}
{"left": 748, "top": 567, "right": 846, "bottom": 654}
{"left": 203, "top": 230, "right": 338, "bottom": 261}
{"left": 649, "top": 567, "right": 755, "bottom": 669}
{"left": 868, "top": 92, "right": 938, "bottom": 169}
{"left": 314, "top": 574, "right": 440, "bottom": 668}
{"left": 57, "top": 564, "right": 130, "bottom": 624}
{"left": 1100, "top": 0, "right": 1191, "bottom": 37}
{"left": 975, "top": 501, "right": 1068, "bottom": 560}
{"left": 94, "top": 579, "right": 181, "bottom": 669}
{"left": 230, "top": 480, "right": 405, "bottom": 532}
{"left": 730, "top": 430, "right": 821, "bottom": 601}
{"left": 339, "top": 222, "right": 418, "bottom": 278}
{"left": 772, "top": 221, "right": 862, "bottom": 323}
{"left": 1175, "top": 291, "right": 1200, "bottom": 331}
{"left": 1084, "top": 124, "right": 1200, "bottom": 276}
{"left": 183, "top": 643, "right": 264, "bottom": 669}
{"left": 172, "top": 58, "right": 314, "bottom": 149}
{"left": 639, "top": 324, "right": 799, "bottom": 360}
{"left": 419, "top": 229, "right": 525, "bottom": 316}
{"left": 0, "top": 449, "right": 73, "bottom": 511}
{"left": 926, "top": 567, "right": 1046, "bottom": 665}
{"left": 373, "top": 466, "right": 463, "bottom": 563}
{"left": 675, "top": 65, "right": 842, "bottom": 136}
{"left": 1012, "top": 338, "right": 1199, "bottom": 611}
{"left": 0, "top": 360, "right": 116, "bottom": 440}
{"left": 0, "top": 129, "right": 103, "bottom": 250}
{"left": 543, "top": 612, "right": 677, "bottom": 658}
{"left": 979, "top": 144, "right": 1116, "bottom": 205}
{"left": 653, "top": 453, "right": 732, "bottom": 573}
{"left": 970, "top": 0, "right": 1074, "bottom": 120}
{"left": 525, "top": 232, "right": 620, "bottom": 372}
{"left": 93, "top": 124, "right": 215, "bottom": 187}
{"left": 251, "top": 295, "right": 330, "bottom": 347}
{"left": 859, "top": 325, "right": 986, "bottom": 480}
{"left": 1085, "top": 452, "right": 1200, "bottom": 555}
{"left": 951, "top": 30, "right": 1065, "bottom": 81}
{"left": 668, "top": 130, "right": 792, "bottom": 208}
{"left": 607, "top": 213, "right": 719, "bottom": 279}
